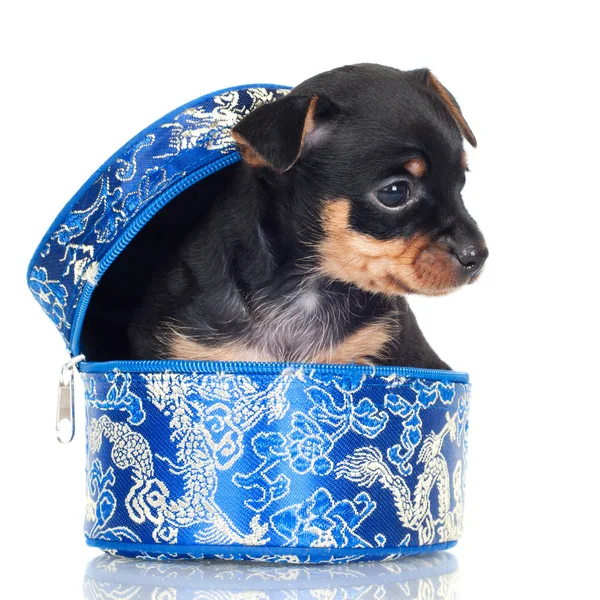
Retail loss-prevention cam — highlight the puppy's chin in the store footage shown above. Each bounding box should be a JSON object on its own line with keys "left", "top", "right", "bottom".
{"left": 317, "top": 199, "right": 473, "bottom": 297}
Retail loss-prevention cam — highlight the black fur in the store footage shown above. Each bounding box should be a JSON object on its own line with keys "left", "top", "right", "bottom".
{"left": 85, "top": 64, "right": 487, "bottom": 369}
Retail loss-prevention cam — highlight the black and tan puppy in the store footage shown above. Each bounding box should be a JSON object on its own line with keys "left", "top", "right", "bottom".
{"left": 129, "top": 64, "right": 487, "bottom": 369}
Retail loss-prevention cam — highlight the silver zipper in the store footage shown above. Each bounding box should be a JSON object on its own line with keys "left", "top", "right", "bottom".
{"left": 56, "top": 354, "right": 85, "bottom": 444}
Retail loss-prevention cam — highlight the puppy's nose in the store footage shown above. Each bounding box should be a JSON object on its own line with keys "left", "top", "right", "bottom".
{"left": 451, "top": 244, "right": 489, "bottom": 276}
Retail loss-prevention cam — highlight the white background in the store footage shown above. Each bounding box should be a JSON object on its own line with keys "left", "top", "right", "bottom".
{"left": 1, "top": 1, "right": 598, "bottom": 597}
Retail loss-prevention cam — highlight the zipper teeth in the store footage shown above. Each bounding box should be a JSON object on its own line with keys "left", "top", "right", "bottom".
{"left": 27, "top": 84, "right": 291, "bottom": 288}
{"left": 69, "top": 154, "right": 241, "bottom": 355}
{"left": 78, "top": 359, "right": 469, "bottom": 382}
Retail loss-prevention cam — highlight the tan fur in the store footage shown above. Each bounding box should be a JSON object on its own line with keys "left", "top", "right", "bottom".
{"left": 427, "top": 73, "right": 477, "bottom": 147}
{"left": 300, "top": 96, "right": 318, "bottom": 147}
{"left": 461, "top": 151, "right": 468, "bottom": 170}
{"left": 231, "top": 130, "right": 271, "bottom": 169}
{"left": 171, "top": 336, "right": 270, "bottom": 362}
{"left": 313, "top": 320, "right": 393, "bottom": 364}
{"left": 231, "top": 96, "right": 318, "bottom": 172}
{"left": 170, "top": 318, "right": 392, "bottom": 364}
{"left": 318, "top": 200, "right": 461, "bottom": 296}
{"left": 404, "top": 157, "right": 427, "bottom": 177}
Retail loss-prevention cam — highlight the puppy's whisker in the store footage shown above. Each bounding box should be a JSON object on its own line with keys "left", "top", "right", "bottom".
{"left": 321, "top": 256, "right": 363, "bottom": 286}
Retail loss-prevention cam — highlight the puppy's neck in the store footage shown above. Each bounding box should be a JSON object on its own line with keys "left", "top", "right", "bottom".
{"left": 168, "top": 167, "right": 399, "bottom": 363}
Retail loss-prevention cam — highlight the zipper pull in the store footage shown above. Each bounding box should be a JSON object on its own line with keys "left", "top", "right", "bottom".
{"left": 56, "top": 354, "right": 85, "bottom": 444}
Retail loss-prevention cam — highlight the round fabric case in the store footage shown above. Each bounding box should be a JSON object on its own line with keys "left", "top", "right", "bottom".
{"left": 28, "top": 84, "right": 470, "bottom": 564}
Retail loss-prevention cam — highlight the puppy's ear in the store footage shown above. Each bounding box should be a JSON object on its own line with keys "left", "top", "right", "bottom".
{"left": 231, "top": 95, "right": 324, "bottom": 173}
{"left": 410, "top": 69, "right": 477, "bottom": 147}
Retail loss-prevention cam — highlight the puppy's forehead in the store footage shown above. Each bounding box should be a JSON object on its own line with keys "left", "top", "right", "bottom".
{"left": 295, "top": 64, "right": 464, "bottom": 156}
{"left": 355, "top": 80, "right": 463, "bottom": 154}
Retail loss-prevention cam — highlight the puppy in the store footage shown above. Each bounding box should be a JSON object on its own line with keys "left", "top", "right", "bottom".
{"left": 129, "top": 64, "right": 487, "bottom": 369}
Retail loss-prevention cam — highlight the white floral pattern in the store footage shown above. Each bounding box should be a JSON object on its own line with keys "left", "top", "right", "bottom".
{"left": 27, "top": 85, "right": 290, "bottom": 343}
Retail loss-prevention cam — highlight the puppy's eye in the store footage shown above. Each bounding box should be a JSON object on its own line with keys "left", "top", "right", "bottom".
{"left": 376, "top": 181, "right": 410, "bottom": 207}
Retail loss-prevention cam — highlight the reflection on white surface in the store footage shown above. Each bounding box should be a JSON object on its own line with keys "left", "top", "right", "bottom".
{"left": 84, "top": 551, "right": 459, "bottom": 599}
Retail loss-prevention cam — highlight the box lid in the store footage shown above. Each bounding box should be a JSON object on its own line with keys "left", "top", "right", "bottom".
{"left": 27, "top": 84, "right": 290, "bottom": 355}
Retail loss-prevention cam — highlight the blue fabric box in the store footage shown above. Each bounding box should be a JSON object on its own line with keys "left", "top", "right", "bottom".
{"left": 28, "top": 84, "right": 470, "bottom": 563}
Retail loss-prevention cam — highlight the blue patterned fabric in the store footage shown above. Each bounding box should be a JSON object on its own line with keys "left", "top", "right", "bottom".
{"left": 27, "top": 85, "right": 290, "bottom": 351}
{"left": 27, "top": 83, "right": 471, "bottom": 563}
{"left": 82, "top": 362, "right": 469, "bottom": 563}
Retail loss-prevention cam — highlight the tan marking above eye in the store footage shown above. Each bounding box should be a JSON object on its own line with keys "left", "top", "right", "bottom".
{"left": 461, "top": 151, "right": 468, "bottom": 170}
{"left": 404, "top": 157, "right": 427, "bottom": 177}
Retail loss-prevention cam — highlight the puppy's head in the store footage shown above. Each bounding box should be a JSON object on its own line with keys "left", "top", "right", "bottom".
{"left": 232, "top": 64, "right": 487, "bottom": 296}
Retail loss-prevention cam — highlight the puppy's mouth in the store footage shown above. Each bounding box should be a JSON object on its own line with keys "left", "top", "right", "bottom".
{"left": 407, "top": 244, "right": 482, "bottom": 295}
{"left": 317, "top": 200, "right": 482, "bottom": 296}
